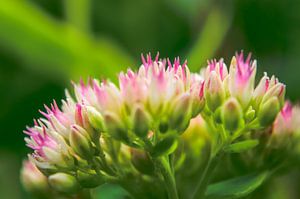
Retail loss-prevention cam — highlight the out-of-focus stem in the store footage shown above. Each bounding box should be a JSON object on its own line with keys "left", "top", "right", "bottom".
{"left": 156, "top": 157, "right": 179, "bottom": 199}
{"left": 192, "top": 153, "right": 223, "bottom": 199}
{"left": 64, "top": 0, "right": 91, "bottom": 33}
{"left": 188, "top": 6, "right": 232, "bottom": 71}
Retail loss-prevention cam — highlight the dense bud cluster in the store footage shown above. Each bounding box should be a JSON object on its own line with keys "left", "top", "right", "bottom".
{"left": 21, "top": 52, "right": 300, "bottom": 199}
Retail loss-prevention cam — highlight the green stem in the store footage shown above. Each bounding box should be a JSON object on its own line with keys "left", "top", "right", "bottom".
{"left": 192, "top": 153, "right": 223, "bottom": 199}
{"left": 156, "top": 157, "right": 179, "bottom": 199}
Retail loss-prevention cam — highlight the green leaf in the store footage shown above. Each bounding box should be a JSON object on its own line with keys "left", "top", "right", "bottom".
{"left": 206, "top": 171, "right": 269, "bottom": 199}
{"left": 223, "top": 140, "right": 259, "bottom": 153}
{"left": 188, "top": 6, "right": 232, "bottom": 71}
{"left": 151, "top": 136, "right": 178, "bottom": 157}
{"left": 94, "top": 183, "right": 132, "bottom": 199}
{"left": 0, "top": 1, "right": 134, "bottom": 81}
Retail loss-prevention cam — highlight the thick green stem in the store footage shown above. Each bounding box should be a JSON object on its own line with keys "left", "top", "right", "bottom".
{"left": 192, "top": 154, "right": 222, "bottom": 199}
{"left": 156, "top": 157, "right": 179, "bottom": 199}
{"left": 64, "top": 0, "right": 91, "bottom": 32}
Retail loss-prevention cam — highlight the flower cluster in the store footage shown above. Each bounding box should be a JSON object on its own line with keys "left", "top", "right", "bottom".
{"left": 202, "top": 53, "right": 285, "bottom": 131}
{"left": 21, "top": 52, "right": 300, "bottom": 199}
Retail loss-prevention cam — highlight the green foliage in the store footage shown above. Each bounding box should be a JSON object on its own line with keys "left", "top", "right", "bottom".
{"left": 94, "top": 184, "right": 132, "bottom": 199}
{"left": 206, "top": 171, "right": 269, "bottom": 199}
{"left": 151, "top": 136, "right": 178, "bottom": 157}
{"left": 188, "top": 5, "right": 232, "bottom": 70}
{"left": 223, "top": 140, "right": 259, "bottom": 153}
{"left": 0, "top": 1, "right": 134, "bottom": 81}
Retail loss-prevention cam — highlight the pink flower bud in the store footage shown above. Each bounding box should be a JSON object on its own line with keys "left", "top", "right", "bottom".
{"left": 254, "top": 73, "right": 285, "bottom": 111}
{"left": 272, "top": 102, "right": 300, "bottom": 135}
{"left": 21, "top": 160, "right": 50, "bottom": 195}
{"left": 24, "top": 120, "right": 72, "bottom": 170}
{"left": 190, "top": 75, "right": 205, "bottom": 117}
{"left": 228, "top": 52, "right": 257, "bottom": 107}
{"left": 205, "top": 71, "right": 225, "bottom": 111}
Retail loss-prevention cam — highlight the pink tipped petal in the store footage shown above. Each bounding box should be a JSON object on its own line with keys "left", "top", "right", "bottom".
{"left": 235, "top": 51, "right": 254, "bottom": 85}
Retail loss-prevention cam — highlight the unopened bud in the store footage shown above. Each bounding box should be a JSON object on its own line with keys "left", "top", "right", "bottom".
{"left": 21, "top": 160, "right": 50, "bottom": 196}
{"left": 169, "top": 93, "right": 192, "bottom": 132}
{"left": 261, "top": 83, "right": 285, "bottom": 107}
{"left": 191, "top": 100, "right": 204, "bottom": 118}
{"left": 70, "top": 125, "right": 92, "bottom": 158}
{"left": 253, "top": 74, "right": 269, "bottom": 107}
{"left": 42, "top": 146, "right": 68, "bottom": 168}
{"left": 86, "top": 106, "right": 105, "bottom": 131}
{"left": 132, "top": 106, "right": 151, "bottom": 138}
{"left": 77, "top": 170, "right": 104, "bottom": 188}
{"left": 213, "top": 107, "right": 222, "bottom": 124}
{"left": 205, "top": 72, "right": 225, "bottom": 111}
{"left": 245, "top": 106, "right": 256, "bottom": 123}
{"left": 75, "top": 104, "right": 89, "bottom": 129}
{"left": 131, "top": 148, "right": 155, "bottom": 175}
{"left": 191, "top": 95, "right": 205, "bottom": 117}
{"left": 104, "top": 112, "right": 128, "bottom": 142}
{"left": 48, "top": 173, "right": 80, "bottom": 194}
{"left": 221, "top": 98, "right": 243, "bottom": 132}
{"left": 258, "top": 96, "right": 280, "bottom": 126}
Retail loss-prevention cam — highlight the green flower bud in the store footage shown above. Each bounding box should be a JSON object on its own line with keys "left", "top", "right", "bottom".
{"left": 70, "top": 125, "right": 92, "bottom": 158}
{"left": 245, "top": 106, "right": 256, "bottom": 123}
{"left": 132, "top": 106, "right": 151, "bottom": 138}
{"left": 221, "top": 98, "right": 243, "bottom": 132}
{"left": 205, "top": 71, "right": 225, "bottom": 111}
{"left": 258, "top": 96, "right": 280, "bottom": 127}
{"left": 86, "top": 106, "right": 105, "bottom": 131}
{"left": 213, "top": 107, "right": 222, "bottom": 124}
{"left": 104, "top": 112, "right": 129, "bottom": 142}
{"left": 191, "top": 96, "right": 205, "bottom": 117}
{"left": 169, "top": 93, "right": 192, "bottom": 132}
{"left": 77, "top": 170, "right": 104, "bottom": 188}
{"left": 131, "top": 148, "right": 155, "bottom": 175}
{"left": 48, "top": 173, "right": 80, "bottom": 194}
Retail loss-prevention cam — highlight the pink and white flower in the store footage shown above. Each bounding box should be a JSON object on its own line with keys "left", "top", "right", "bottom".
{"left": 253, "top": 73, "right": 285, "bottom": 111}
{"left": 24, "top": 119, "right": 72, "bottom": 169}
{"left": 272, "top": 102, "right": 300, "bottom": 135}
{"left": 21, "top": 160, "right": 49, "bottom": 193}
{"left": 228, "top": 52, "right": 257, "bottom": 107}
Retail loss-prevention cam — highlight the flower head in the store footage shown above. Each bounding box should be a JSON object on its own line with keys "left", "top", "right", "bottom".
{"left": 23, "top": 52, "right": 289, "bottom": 191}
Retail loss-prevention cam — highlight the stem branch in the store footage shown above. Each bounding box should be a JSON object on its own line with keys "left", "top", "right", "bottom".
{"left": 192, "top": 153, "right": 223, "bottom": 199}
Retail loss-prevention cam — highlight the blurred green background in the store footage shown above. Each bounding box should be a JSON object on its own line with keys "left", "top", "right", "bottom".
{"left": 1, "top": 0, "right": 300, "bottom": 198}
